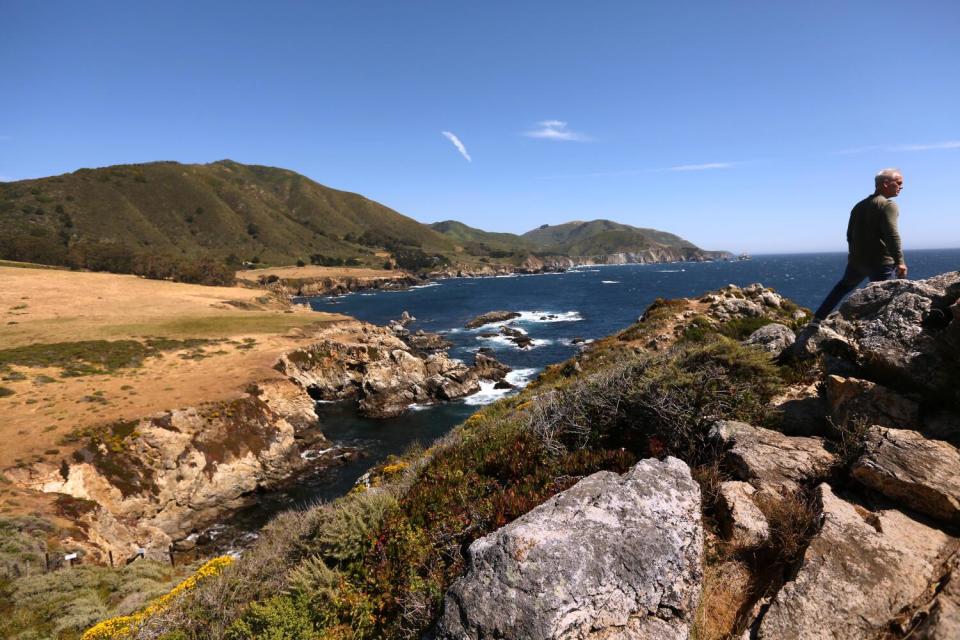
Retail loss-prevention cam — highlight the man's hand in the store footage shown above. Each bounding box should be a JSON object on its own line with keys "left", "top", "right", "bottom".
{"left": 896, "top": 263, "right": 908, "bottom": 278}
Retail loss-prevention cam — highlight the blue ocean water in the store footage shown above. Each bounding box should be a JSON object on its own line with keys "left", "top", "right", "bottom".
{"left": 304, "top": 249, "right": 960, "bottom": 392}
{"left": 216, "top": 250, "right": 959, "bottom": 540}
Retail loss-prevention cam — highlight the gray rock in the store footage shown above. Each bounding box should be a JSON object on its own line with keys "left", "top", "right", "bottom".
{"left": 824, "top": 375, "right": 921, "bottom": 431}
{"left": 710, "top": 421, "right": 836, "bottom": 493}
{"left": 758, "top": 484, "right": 957, "bottom": 640}
{"left": 743, "top": 323, "right": 795, "bottom": 355}
{"left": 852, "top": 427, "right": 960, "bottom": 524}
{"left": 717, "top": 481, "right": 770, "bottom": 547}
{"left": 433, "top": 457, "right": 703, "bottom": 640}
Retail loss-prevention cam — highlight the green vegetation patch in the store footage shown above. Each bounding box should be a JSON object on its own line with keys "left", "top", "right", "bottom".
{"left": 0, "top": 337, "right": 215, "bottom": 377}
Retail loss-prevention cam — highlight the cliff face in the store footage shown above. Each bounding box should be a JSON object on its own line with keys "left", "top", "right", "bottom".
{"left": 277, "top": 321, "right": 505, "bottom": 418}
{"left": 3, "top": 319, "right": 508, "bottom": 561}
{"left": 5, "top": 380, "right": 317, "bottom": 561}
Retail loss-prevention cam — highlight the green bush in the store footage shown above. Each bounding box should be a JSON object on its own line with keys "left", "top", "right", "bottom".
{"left": 226, "top": 595, "right": 318, "bottom": 640}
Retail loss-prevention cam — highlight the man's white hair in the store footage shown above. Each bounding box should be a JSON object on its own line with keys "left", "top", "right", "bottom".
{"left": 875, "top": 167, "right": 902, "bottom": 185}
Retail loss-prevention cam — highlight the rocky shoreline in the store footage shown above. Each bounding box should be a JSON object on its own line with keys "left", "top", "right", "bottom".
{"left": 245, "top": 251, "right": 734, "bottom": 298}
{"left": 3, "top": 318, "right": 512, "bottom": 563}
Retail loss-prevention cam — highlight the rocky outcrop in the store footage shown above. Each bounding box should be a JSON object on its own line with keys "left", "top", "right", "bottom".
{"left": 253, "top": 273, "right": 420, "bottom": 297}
{"left": 277, "top": 321, "right": 510, "bottom": 418}
{"left": 433, "top": 457, "right": 703, "bottom": 640}
{"left": 5, "top": 380, "right": 320, "bottom": 561}
{"left": 464, "top": 310, "right": 521, "bottom": 329}
{"left": 825, "top": 374, "right": 921, "bottom": 431}
{"left": 816, "top": 272, "right": 960, "bottom": 406}
{"left": 852, "top": 427, "right": 960, "bottom": 524}
{"left": 757, "top": 484, "right": 957, "bottom": 640}
{"left": 472, "top": 350, "right": 511, "bottom": 381}
{"left": 710, "top": 421, "right": 836, "bottom": 493}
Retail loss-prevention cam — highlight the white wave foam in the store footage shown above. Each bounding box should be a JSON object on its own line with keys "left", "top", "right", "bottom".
{"left": 601, "top": 280, "right": 620, "bottom": 284}
{"left": 514, "top": 310, "right": 583, "bottom": 323}
{"left": 410, "top": 282, "right": 441, "bottom": 289}
{"left": 474, "top": 333, "right": 551, "bottom": 350}
{"left": 472, "top": 311, "right": 583, "bottom": 330}
{"left": 408, "top": 403, "right": 432, "bottom": 411}
{"left": 656, "top": 269, "right": 686, "bottom": 273}
{"left": 463, "top": 368, "right": 540, "bottom": 405}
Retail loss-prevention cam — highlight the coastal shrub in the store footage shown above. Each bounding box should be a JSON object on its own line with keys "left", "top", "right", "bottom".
{"left": 81, "top": 556, "right": 233, "bottom": 640}
{"left": 225, "top": 594, "right": 318, "bottom": 640}
{"left": 300, "top": 490, "right": 398, "bottom": 571}
{"left": 528, "top": 335, "right": 782, "bottom": 464}
{"left": 718, "top": 316, "right": 774, "bottom": 341}
{"left": 1, "top": 559, "right": 178, "bottom": 640}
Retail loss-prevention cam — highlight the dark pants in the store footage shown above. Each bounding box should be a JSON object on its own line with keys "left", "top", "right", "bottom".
{"left": 813, "top": 262, "right": 896, "bottom": 320}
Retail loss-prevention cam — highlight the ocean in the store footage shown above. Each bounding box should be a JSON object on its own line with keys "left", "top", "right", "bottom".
{"left": 211, "top": 249, "right": 960, "bottom": 546}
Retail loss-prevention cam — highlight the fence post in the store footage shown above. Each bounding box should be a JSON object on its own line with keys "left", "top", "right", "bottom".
{"left": 108, "top": 550, "right": 114, "bottom": 567}
{"left": 168, "top": 544, "right": 175, "bottom": 567}
{"left": 45, "top": 552, "right": 50, "bottom": 573}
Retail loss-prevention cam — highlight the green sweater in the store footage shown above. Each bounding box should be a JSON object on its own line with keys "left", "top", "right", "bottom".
{"left": 847, "top": 193, "right": 904, "bottom": 267}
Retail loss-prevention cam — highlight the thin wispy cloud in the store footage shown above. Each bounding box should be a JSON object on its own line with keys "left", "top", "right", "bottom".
{"left": 836, "top": 140, "right": 960, "bottom": 155}
{"left": 0, "top": 176, "right": 12, "bottom": 182}
{"left": 662, "top": 162, "right": 735, "bottom": 172}
{"left": 441, "top": 131, "right": 472, "bottom": 162}
{"left": 538, "top": 161, "right": 738, "bottom": 180}
{"left": 523, "top": 120, "right": 591, "bottom": 142}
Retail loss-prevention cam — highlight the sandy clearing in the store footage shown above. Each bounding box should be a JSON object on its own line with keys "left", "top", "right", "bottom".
{"left": 0, "top": 266, "right": 349, "bottom": 469}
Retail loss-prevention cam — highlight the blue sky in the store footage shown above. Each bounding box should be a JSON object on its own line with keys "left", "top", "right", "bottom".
{"left": 3, "top": 1, "right": 959, "bottom": 254}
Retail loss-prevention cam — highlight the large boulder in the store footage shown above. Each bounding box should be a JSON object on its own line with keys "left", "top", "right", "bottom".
{"left": 818, "top": 273, "right": 960, "bottom": 406}
{"left": 852, "top": 427, "right": 960, "bottom": 524}
{"left": 710, "top": 421, "right": 836, "bottom": 493}
{"left": 758, "top": 484, "right": 957, "bottom": 640}
{"left": 432, "top": 457, "right": 703, "bottom": 640}
{"left": 743, "top": 323, "right": 795, "bottom": 355}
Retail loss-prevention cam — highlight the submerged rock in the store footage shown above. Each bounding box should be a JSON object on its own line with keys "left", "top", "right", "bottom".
{"left": 432, "top": 457, "right": 703, "bottom": 640}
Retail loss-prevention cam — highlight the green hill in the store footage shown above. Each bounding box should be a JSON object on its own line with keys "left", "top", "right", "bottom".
{"left": 429, "top": 220, "right": 534, "bottom": 256}
{"left": 0, "top": 162, "right": 726, "bottom": 281}
{"left": 0, "top": 160, "right": 456, "bottom": 278}
{"left": 521, "top": 219, "right": 698, "bottom": 256}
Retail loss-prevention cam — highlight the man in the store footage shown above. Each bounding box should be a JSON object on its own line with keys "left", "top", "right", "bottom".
{"left": 809, "top": 168, "right": 907, "bottom": 326}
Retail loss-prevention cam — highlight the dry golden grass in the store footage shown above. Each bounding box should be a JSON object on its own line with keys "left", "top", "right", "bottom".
{"left": 694, "top": 542, "right": 754, "bottom": 640}
{"left": 0, "top": 266, "right": 347, "bottom": 471}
